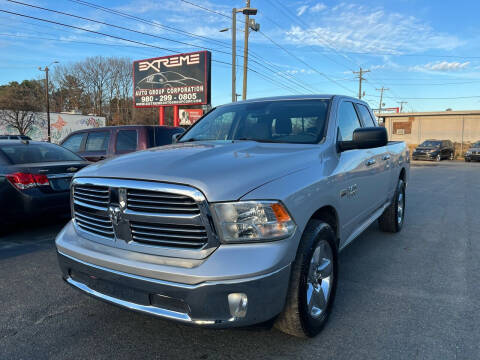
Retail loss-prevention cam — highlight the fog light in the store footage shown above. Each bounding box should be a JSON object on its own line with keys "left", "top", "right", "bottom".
{"left": 228, "top": 293, "right": 248, "bottom": 318}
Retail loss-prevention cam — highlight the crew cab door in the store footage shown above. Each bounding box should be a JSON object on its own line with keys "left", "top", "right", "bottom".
{"left": 355, "top": 103, "right": 392, "bottom": 209}
{"left": 335, "top": 101, "right": 375, "bottom": 240}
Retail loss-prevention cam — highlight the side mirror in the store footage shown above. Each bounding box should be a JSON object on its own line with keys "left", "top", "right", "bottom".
{"left": 338, "top": 127, "right": 388, "bottom": 152}
{"left": 172, "top": 132, "right": 182, "bottom": 143}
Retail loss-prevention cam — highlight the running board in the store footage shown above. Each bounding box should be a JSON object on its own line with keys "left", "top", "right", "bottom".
{"left": 339, "top": 202, "right": 391, "bottom": 251}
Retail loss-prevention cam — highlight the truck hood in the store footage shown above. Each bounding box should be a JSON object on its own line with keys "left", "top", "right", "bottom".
{"left": 75, "top": 140, "right": 319, "bottom": 201}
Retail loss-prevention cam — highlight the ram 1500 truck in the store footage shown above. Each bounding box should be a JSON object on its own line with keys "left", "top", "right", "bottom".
{"left": 56, "top": 95, "right": 409, "bottom": 337}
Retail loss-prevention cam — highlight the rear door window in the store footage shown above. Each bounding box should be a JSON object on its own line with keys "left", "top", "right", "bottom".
{"left": 356, "top": 104, "right": 377, "bottom": 127}
{"left": 115, "top": 130, "right": 138, "bottom": 153}
{"left": 62, "top": 133, "right": 85, "bottom": 152}
{"left": 85, "top": 131, "right": 110, "bottom": 152}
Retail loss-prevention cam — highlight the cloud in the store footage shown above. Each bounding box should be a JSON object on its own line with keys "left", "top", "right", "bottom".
{"left": 297, "top": 5, "right": 308, "bottom": 16}
{"left": 284, "top": 3, "right": 462, "bottom": 54}
{"left": 285, "top": 68, "right": 315, "bottom": 75}
{"left": 310, "top": 3, "right": 327, "bottom": 13}
{"left": 412, "top": 61, "right": 470, "bottom": 72}
{"left": 297, "top": 3, "right": 327, "bottom": 16}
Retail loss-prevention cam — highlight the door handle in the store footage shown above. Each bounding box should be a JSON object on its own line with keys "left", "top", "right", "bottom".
{"left": 383, "top": 154, "right": 391, "bottom": 161}
{"left": 366, "top": 158, "right": 376, "bottom": 166}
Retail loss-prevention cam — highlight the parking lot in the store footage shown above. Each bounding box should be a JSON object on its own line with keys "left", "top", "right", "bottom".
{"left": 1, "top": 161, "right": 479, "bottom": 360}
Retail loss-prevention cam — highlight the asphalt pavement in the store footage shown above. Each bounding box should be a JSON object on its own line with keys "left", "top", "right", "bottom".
{"left": 1, "top": 161, "right": 479, "bottom": 360}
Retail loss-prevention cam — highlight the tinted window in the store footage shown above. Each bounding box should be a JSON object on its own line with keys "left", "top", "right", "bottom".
{"left": 116, "top": 130, "right": 138, "bottom": 152}
{"left": 85, "top": 131, "right": 109, "bottom": 151}
{"left": 180, "top": 100, "right": 330, "bottom": 144}
{"left": 0, "top": 143, "right": 83, "bottom": 164}
{"left": 420, "top": 141, "right": 441, "bottom": 147}
{"left": 62, "top": 133, "right": 84, "bottom": 152}
{"left": 337, "top": 102, "right": 362, "bottom": 141}
{"left": 356, "top": 104, "right": 377, "bottom": 127}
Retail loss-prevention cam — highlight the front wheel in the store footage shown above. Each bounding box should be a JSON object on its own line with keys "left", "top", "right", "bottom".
{"left": 379, "top": 179, "right": 406, "bottom": 233}
{"left": 449, "top": 152, "right": 454, "bottom": 160}
{"left": 275, "top": 221, "right": 338, "bottom": 338}
{"left": 435, "top": 154, "right": 441, "bottom": 162}
{"left": 465, "top": 158, "right": 471, "bottom": 162}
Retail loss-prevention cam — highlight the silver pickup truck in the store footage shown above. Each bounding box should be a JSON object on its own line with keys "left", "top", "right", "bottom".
{"left": 56, "top": 95, "right": 409, "bottom": 337}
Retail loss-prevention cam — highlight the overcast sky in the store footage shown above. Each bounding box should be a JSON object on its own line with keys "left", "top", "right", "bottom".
{"left": 1, "top": 0, "right": 480, "bottom": 112}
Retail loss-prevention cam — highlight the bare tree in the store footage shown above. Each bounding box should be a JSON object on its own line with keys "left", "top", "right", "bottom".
{"left": 0, "top": 80, "right": 43, "bottom": 135}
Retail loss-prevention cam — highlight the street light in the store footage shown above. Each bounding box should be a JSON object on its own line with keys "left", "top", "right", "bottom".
{"left": 38, "top": 61, "right": 59, "bottom": 142}
{"left": 228, "top": 2, "right": 259, "bottom": 102}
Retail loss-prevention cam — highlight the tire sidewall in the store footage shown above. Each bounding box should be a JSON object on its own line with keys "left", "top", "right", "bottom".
{"left": 297, "top": 223, "right": 338, "bottom": 337}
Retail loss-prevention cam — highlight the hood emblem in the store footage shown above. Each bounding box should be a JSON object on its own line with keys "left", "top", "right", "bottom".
{"left": 108, "top": 206, "right": 122, "bottom": 226}
{"left": 67, "top": 167, "right": 78, "bottom": 172}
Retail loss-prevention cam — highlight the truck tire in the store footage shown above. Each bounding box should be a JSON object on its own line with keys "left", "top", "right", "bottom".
{"left": 274, "top": 220, "right": 338, "bottom": 337}
{"left": 378, "top": 179, "right": 405, "bottom": 233}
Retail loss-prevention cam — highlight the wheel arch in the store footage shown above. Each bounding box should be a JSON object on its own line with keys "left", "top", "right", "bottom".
{"left": 309, "top": 205, "right": 340, "bottom": 248}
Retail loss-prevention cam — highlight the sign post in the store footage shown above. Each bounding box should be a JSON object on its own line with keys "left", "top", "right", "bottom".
{"left": 158, "top": 106, "right": 165, "bottom": 125}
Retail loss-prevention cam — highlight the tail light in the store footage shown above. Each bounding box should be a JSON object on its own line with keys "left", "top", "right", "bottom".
{"left": 6, "top": 172, "right": 50, "bottom": 190}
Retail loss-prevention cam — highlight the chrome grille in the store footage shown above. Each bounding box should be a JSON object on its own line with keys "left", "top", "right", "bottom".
{"left": 130, "top": 221, "right": 208, "bottom": 248}
{"left": 71, "top": 179, "right": 216, "bottom": 255}
{"left": 74, "top": 205, "right": 114, "bottom": 239}
{"left": 127, "top": 189, "right": 200, "bottom": 214}
{"left": 73, "top": 185, "right": 109, "bottom": 208}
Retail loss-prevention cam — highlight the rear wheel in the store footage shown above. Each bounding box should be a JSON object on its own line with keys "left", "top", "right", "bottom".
{"left": 274, "top": 220, "right": 338, "bottom": 338}
{"left": 379, "top": 179, "right": 406, "bottom": 233}
{"left": 449, "top": 152, "right": 454, "bottom": 160}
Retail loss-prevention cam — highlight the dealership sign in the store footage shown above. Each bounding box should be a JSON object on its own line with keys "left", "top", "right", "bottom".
{"left": 133, "top": 51, "right": 211, "bottom": 107}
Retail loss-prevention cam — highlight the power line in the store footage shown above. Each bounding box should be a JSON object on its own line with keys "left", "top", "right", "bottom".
{"left": 0, "top": 9, "right": 304, "bottom": 96}
{"left": 179, "top": 0, "right": 230, "bottom": 19}
{"left": 6, "top": 1, "right": 313, "bottom": 94}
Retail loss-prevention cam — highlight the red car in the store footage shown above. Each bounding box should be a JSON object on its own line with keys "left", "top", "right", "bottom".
{"left": 60, "top": 125, "right": 184, "bottom": 162}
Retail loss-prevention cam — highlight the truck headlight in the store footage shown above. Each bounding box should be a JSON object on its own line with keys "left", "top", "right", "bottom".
{"left": 466, "top": 150, "right": 472, "bottom": 155}
{"left": 212, "top": 201, "right": 296, "bottom": 243}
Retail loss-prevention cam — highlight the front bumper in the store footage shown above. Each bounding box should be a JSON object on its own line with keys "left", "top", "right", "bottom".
{"left": 56, "top": 221, "right": 297, "bottom": 327}
{"left": 412, "top": 152, "right": 437, "bottom": 160}
{"left": 58, "top": 252, "right": 290, "bottom": 327}
{"left": 465, "top": 154, "right": 480, "bottom": 161}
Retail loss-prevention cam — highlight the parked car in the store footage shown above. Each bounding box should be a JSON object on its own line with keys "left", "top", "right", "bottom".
{"left": 0, "top": 140, "right": 89, "bottom": 226}
{"left": 412, "top": 139, "right": 454, "bottom": 161}
{"left": 464, "top": 141, "right": 480, "bottom": 162}
{"left": 60, "top": 125, "right": 185, "bottom": 162}
{"left": 0, "top": 134, "right": 31, "bottom": 140}
{"left": 55, "top": 95, "right": 409, "bottom": 338}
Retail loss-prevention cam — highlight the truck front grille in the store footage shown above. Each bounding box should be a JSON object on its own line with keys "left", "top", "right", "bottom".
{"left": 73, "top": 185, "right": 110, "bottom": 208}
{"left": 74, "top": 205, "right": 114, "bottom": 239}
{"left": 71, "top": 179, "right": 215, "bottom": 253}
{"left": 127, "top": 189, "right": 200, "bottom": 214}
{"left": 130, "top": 221, "right": 208, "bottom": 248}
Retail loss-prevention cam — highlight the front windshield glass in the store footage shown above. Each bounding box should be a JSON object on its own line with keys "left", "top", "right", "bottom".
{"left": 420, "top": 141, "right": 441, "bottom": 147}
{"left": 179, "top": 99, "right": 330, "bottom": 144}
{"left": 470, "top": 141, "right": 480, "bottom": 148}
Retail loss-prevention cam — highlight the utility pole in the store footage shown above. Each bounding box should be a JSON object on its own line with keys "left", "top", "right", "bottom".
{"left": 225, "top": 4, "right": 257, "bottom": 102}
{"left": 376, "top": 87, "right": 389, "bottom": 112}
{"left": 353, "top": 67, "right": 370, "bottom": 99}
{"left": 39, "top": 61, "right": 58, "bottom": 142}
{"left": 231, "top": 8, "right": 237, "bottom": 102}
{"left": 397, "top": 101, "right": 408, "bottom": 112}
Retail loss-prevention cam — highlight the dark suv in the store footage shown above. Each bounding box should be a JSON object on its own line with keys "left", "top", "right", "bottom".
{"left": 60, "top": 125, "right": 184, "bottom": 162}
{"left": 465, "top": 141, "right": 480, "bottom": 162}
{"left": 412, "top": 139, "right": 455, "bottom": 161}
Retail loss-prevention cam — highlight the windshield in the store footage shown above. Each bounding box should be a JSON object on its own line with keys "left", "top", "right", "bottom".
{"left": 470, "top": 142, "right": 480, "bottom": 148}
{"left": 179, "top": 99, "right": 330, "bottom": 144}
{"left": 0, "top": 143, "right": 84, "bottom": 164}
{"left": 420, "top": 141, "right": 441, "bottom": 148}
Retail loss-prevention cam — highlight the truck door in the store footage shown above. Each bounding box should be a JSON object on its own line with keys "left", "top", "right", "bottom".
{"left": 335, "top": 101, "right": 375, "bottom": 240}
{"left": 355, "top": 103, "right": 392, "bottom": 210}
